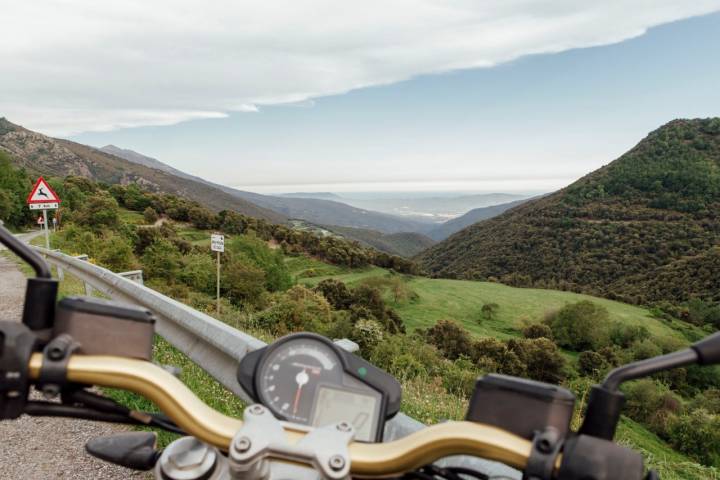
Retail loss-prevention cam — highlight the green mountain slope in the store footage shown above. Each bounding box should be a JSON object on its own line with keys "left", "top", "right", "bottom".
{"left": 426, "top": 198, "right": 532, "bottom": 241}
{"left": 418, "top": 118, "right": 720, "bottom": 305}
{"left": 325, "top": 225, "right": 436, "bottom": 257}
{"left": 0, "top": 118, "right": 286, "bottom": 223}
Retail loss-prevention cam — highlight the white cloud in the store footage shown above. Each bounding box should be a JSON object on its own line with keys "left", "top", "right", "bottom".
{"left": 1, "top": 0, "right": 719, "bottom": 135}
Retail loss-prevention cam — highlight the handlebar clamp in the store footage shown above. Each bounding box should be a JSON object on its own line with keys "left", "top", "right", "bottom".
{"left": 228, "top": 404, "right": 355, "bottom": 480}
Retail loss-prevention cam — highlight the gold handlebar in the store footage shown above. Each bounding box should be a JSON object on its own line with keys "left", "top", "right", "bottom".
{"left": 28, "top": 353, "right": 540, "bottom": 477}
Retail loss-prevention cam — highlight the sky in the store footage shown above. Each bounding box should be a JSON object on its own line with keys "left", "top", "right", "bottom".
{"left": 2, "top": 1, "right": 720, "bottom": 194}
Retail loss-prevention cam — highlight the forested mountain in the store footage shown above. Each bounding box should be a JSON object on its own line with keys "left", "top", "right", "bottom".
{"left": 0, "top": 118, "right": 286, "bottom": 223}
{"left": 418, "top": 118, "right": 720, "bottom": 305}
{"left": 426, "top": 198, "right": 531, "bottom": 241}
{"left": 325, "top": 225, "right": 436, "bottom": 257}
{"left": 100, "top": 143, "right": 429, "bottom": 234}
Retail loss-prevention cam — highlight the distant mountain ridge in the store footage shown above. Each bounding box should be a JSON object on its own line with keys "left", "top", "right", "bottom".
{"left": 418, "top": 118, "right": 720, "bottom": 305}
{"left": 0, "top": 118, "right": 285, "bottom": 223}
{"left": 426, "top": 198, "right": 532, "bottom": 241}
{"left": 324, "top": 225, "right": 436, "bottom": 257}
{"left": 333, "top": 192, "right": 528, "bottom": 223}
{"left": 99, "top": 142, "right": 429, "bottom": 234}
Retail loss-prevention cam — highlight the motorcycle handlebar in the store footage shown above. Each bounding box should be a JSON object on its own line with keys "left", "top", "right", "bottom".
{"left": 27, "top": 353, "right": 540, "bottom": 477}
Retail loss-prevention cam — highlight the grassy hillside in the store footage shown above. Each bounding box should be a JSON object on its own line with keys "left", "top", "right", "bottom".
{"left": 293, "top": 259, "right": 702, "bottom": 342}
{"left": 418, "top": 118, "right": 720, "bottom": 306}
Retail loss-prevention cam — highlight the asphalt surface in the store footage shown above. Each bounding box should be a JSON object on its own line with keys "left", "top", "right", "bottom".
{"left": 0, "top": 238, "right": 152, "bottom": 479}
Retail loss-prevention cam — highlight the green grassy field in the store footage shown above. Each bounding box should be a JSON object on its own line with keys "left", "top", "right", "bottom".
{"left": 293, "top": 258, "right": 702, "bottom": 343}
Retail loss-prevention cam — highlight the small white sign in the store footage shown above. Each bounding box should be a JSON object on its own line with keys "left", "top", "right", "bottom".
{"left": 211, "top": 234, "right": 225, "bottom": 252}
{"left": 29, "top": 202, "right": 59, "bottom": 210}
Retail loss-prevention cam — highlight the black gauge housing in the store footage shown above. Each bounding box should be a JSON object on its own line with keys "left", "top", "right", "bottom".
{"left": 237, "top": 332, "right": 401, "bottom": 442}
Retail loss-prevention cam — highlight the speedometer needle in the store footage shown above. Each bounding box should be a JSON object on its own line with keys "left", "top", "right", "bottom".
{"left": 292, "top": 369, "right": 309, "bottom": 416}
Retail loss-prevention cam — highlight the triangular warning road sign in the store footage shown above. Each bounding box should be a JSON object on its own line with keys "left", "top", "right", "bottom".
{"left": 27, "top": 177, "right": 61, "bottom": 204}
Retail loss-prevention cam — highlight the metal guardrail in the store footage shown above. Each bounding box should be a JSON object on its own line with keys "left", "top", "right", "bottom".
{"left": 32, "top": 246, "right": 519, "bottom": 478}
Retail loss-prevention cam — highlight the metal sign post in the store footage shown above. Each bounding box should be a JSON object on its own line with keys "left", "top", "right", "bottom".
{"left": 42, "top": 210, "right": 49, "bottom": 249}
{"left": 27, "top": 177, "right": 61, "bottom": 251}
{"left": 211, "top": 233, "right": 225, "bottom": 316}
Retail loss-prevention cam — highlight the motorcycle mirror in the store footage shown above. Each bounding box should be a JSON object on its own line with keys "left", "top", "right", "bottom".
{"left": 0, "top": 225, "right": 57, "bottom": 333}
{"left": 690, "top": 331, "right": 720, "bottom": 365}
{"left": 580, "top": 331, "right": 720, "bottom": 440}
{"left": 86, "top": 432, "right": 160, "bottom": 471}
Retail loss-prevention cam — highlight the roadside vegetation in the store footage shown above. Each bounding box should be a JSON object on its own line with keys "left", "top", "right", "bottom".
{"left": 2, "top": 157, "right": 718, "bottom": 478}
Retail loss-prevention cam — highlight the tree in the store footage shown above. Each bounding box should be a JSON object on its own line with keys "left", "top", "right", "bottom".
{"left": 422, "top": 320, "right": 473, "bottom": 360}
{"left": 143, "top": 207, "right": 159, "bottom": 224}
{"left": 508, "top": 338, "right": 566, "bottom": 384}
{"left": 545, "top": 301, "right": 611, "bottom": 351}
{"left": 578, "top": 350, "right": 607, "bottom": 378}
{"left": 141, "top": 239, "right": 182, "bottom": 280}
{"left": 72, "top": 192, "right": 121, "bottom": 231}
{"left": 314, "top": 279, "right": 353, "bottom": 310}
{"left": 222, "top": 259, "right": 266, "bottom": 307}
{"left": 522, "top": 323, "right": 553, "bottom": 340}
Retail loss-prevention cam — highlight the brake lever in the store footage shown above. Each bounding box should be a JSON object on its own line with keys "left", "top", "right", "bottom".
{"left": 86, "top": 431, "right": 161, "bottom": 471}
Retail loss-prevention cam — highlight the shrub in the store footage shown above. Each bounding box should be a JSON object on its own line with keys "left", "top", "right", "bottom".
{"left": 472, "top": 337, "right": 526, "bottom": 377}
{"left": 95, "top": 231, "right": 138, "bottom": 271}
{"left": 667, "top": 409, "right": 720, "bottom": 466}
{"left": 577, "top": 351, "right": 607, "bottom": 378}
{"left": 609, "top": 323, "right": 650, "bottom": 348}
{"left": 480, "top": 302, "right": 499, "bottom": 321}
{"left": 72, "top": 192, "right": 121, "bottom": 231}
{"left": 423, "top": 320, "right": 473, "bottom": 360}
{"left": 370, "top": 335, "right": 446, "bottom": 381}
{"left": 255, "top": 286, "right": 331, "bottom": 335}
{"left": 314, "top": 279, "right": 353, "bottom": 310}
{"left": 222, "top": 259, "right": 267, "bottom": 308}
{"left": 623, "top": 379, "right": 682, "bottom": 434}
{"left": 507, "top": 337, "right": 566, "bottom": 384}
{"left": 141, "top": 239, "right": 182, "bottom": 280}
{"left": 351, "top": 285, "right": 386, "bottom": 320}
{"left": 143, "top": 207, "right": 159, "bottom": 224}
{"left": 227, "top": 235, "right": 291, "bottom": 292}
{"left": 629, "top": 339, "right": 662, "bottom": 361}
{"left": 441, "top": 356, "right": 479, "bottom": 397}
{"left": 351, "top": 319, "right": 384, "bottom": 354}
{"left": 689, "top": 389, "right": 720, "bottom": 415}
{"left": 522, "top": 323, "right": 553, "bottom": 340}
{"left": 545, "top": 301, "right": 611, "bottom": 351}
{"left": 179, "top": 253, "right": 216, "bottom": 294}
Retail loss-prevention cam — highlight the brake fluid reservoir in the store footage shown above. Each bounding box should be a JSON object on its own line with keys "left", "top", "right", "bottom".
{"left": 465, "top": 374, "right": 575, "bottom": 440}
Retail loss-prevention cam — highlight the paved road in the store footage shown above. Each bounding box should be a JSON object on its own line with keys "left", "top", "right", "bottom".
{"left": 0, "top": 236, "right": 151, "bottom": 479}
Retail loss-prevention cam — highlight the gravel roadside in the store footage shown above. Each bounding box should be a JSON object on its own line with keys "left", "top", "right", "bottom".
{"left": 0, "top": 250, "right": 152, "bottom": 479}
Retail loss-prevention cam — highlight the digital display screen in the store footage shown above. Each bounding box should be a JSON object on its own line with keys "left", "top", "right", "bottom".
{"left": 311, "top": 386, "right": 379, "bottom": 441}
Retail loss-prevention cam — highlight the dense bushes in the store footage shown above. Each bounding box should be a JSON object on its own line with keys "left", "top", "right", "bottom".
{"left": 544, "top": 301, "right": 611, "bottom": 351}
{"left": 421, "top": 319, "right": 566, "bottom": 384}
{"left": 0, "top": 152, "right": 33, "bottom": 228}
{"left": 623, "top": 379, "right": 720, "bottom": 466}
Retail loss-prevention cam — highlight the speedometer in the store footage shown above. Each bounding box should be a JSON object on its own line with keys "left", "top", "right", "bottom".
{"left": 257, "top": 337, "right": 343, "bottom": 423}
{"left": 238, "top": 332, "right": 402, "bottom": 442}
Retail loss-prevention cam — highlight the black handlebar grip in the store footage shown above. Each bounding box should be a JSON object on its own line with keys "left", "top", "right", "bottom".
{"left": 557, "top": 434, "right": 644, "bottom": 480}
